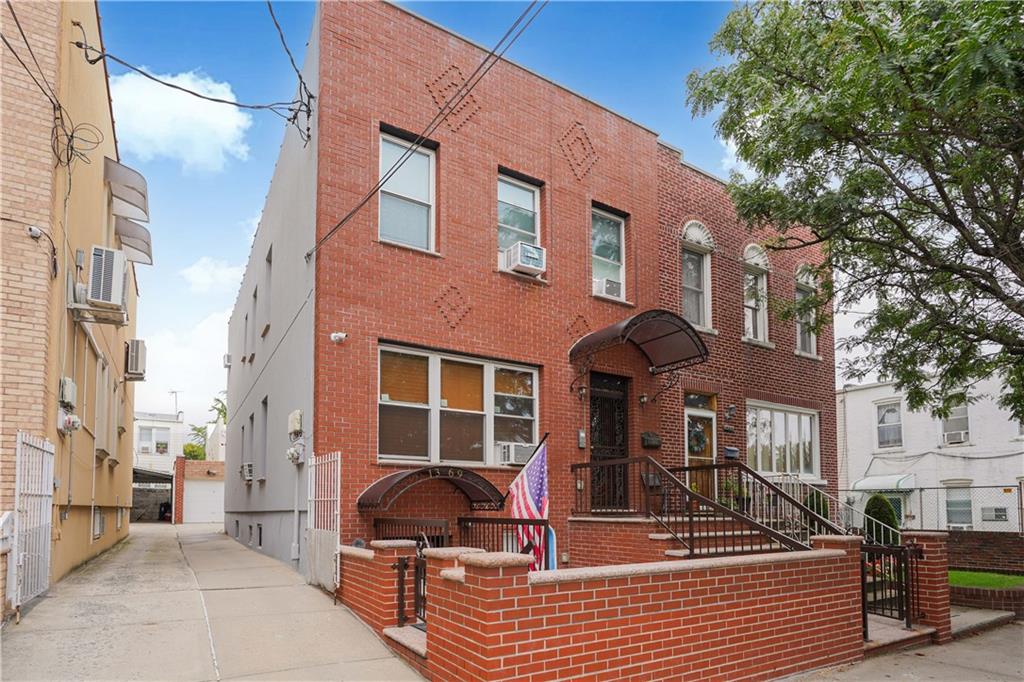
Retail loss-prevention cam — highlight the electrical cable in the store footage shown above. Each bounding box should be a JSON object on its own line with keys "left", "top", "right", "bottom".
{"left": 304, "top": 0, "right": 548, "bottom": 261}
{"left": 266, "top": 0, "right": 314, "bottom": 143}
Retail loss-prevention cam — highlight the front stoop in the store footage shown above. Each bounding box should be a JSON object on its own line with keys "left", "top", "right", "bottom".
{"left": 383, "top": 625, "right": 427, "bottom": 658}
{"left": 863, "top": 615, "right": 936, "bottom": 658}
{"left": 950, "top": 606, "right": 1016, "bottom": 639}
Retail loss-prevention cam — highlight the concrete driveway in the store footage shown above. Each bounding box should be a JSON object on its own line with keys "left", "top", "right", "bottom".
{"left": 1, "top": 523, "right": 421, "bottom": 681}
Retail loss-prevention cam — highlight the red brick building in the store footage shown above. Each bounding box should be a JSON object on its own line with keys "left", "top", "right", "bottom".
{"left": 228, "top": 0, "right": 834, "bottom": 576}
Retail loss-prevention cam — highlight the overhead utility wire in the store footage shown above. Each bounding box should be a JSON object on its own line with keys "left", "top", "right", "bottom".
{"left": 304, "top": 0, "right": 549, "bottom": 261}
{"left": 266, "top": 0, "right": 314, "bottom": 144}
{"left": 70, "top": 15, "right": 313, "bottom": 142}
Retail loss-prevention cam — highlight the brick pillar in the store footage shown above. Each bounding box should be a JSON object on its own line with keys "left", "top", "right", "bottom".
{"left": 365, "top": 539, "right": 418, "bottom": 631}
{"left": 811, "top": 535, "right": 866, "bottom": 663}
{"left": 172, "top": 456, "right": 185, "bottom": 524}
{"left": 903, "top": 531, "right": 952, "bottom": 643}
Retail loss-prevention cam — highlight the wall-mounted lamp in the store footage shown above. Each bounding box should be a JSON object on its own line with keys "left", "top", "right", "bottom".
{"left": 638, "top": 393, "right": 649, "bottom": 406}
{"left": 329, "top": 331, "right": 347, "bottom": 344}
{"left": 576, "top": 385, "right": 587, "bottom": 401}
{"left": 725, "top": 404, "right": 737, "bottom": 420}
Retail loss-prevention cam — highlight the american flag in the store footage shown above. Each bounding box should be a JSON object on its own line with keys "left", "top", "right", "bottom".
{"left": 508, "top": 441, "right": 549, "bottom": 569}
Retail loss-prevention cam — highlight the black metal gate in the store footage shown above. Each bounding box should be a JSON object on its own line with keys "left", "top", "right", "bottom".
{"left": 861, "top": 543, "right": 922, "bottom": 638}
{"left": 394, "top": 545, "right": 429, "bottom": 630}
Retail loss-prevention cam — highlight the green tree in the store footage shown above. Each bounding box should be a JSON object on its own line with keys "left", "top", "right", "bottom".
{"left": 183, "top": 442, "right": 206, "bottom": 461}
{"left": 210, "top": 394, "right": 227, "bottom": 423}
{"left": 863, "top": 494, "right": 899, "bottom": 530}
{"left": 688, "top": 1, "right": 1024, "bottom": 420}
{"left": 188, "top": 423, "right": 208, "bottom": 445}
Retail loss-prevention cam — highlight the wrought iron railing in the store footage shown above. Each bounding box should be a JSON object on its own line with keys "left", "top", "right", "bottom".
{"left": 374, "top": 517, "right": 450, "bottom": 547}
{"left": 571, "top": 456, "right": 808, "bottom": 557}
{"left": 772, "top": 473, "right": 902, "bottom": 545}
{"left": 458, "top": 517, "right": 550, "bottom": 569}
{"left": 669, "top": 461, "right": 846, "bottom": 549}
{"left": 861, "top": 542, "right": 922, "bottom": 634}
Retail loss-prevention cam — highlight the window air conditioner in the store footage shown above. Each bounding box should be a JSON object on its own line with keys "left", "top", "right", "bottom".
{"left": 496, "top": 442, "right": 535, "bottom": 466}
{"left": 223, "top": 354, "right": 232, "bottom": 369}
{"left": 241, "top": 462, "right": 254, "bottom": 482}
{"left": 943, "top": 430, "right": 969, "bottom": 445}
{"left": 502, "top": 242, "right": 546, "bottom": 276}
{"left": 593, "top": 278, "right": 623, "bottom": 299}
{"left": 947, "top": 523, "right": 973, "bottom": 531}
{"left": 125, "top": 339, "right": 146, "bottom": 381}
{"left": 87, "top": 246, "right": 128, "bottom": 309}
{"left": 139, "top": 444, "right": 152, "bottom": 454}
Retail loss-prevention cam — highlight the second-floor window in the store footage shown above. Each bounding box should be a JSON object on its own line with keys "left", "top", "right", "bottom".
{"left": 138, "top": 427, "right": 170, "bottom": 455}
{"left": 497, "top": 175, "right": 539, "bottom": 252}
{"left": 379, "top": 134, "right": 435, "bottom": 251}
{"left": 795, "top": 286, "right": 816, "bottom": 355}
{"left": 682, "top": 249, "right": 708, "bottom": 327}
{"left": 942, "top": 401, "right": 970, "bottom": 445}
{"left": 743, "top": 271, "right": 767, "bottom": 341}
{"left": 591, "top": 208, "right": 625, "bottom": 300}
{"left": 876, "top": 402, "right": 902, "bottom": 448}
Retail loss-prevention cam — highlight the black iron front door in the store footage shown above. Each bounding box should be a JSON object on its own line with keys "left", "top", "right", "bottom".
{"left": 589, "top": 372, "right": 630, "bottom": 511}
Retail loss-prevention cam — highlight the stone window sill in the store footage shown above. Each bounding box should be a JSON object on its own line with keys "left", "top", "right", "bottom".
{"left": 592, "top": 293, "right": 636, "bottom": 308}
{"left": 376, "top": 239, "right": 442, "bottom": 258}
{"left": 496, "top": 268, "right": 549, "bottom": 286}
{"left": 794, "top": 349, "right": 821, "bottom": 361}
{"left": 741, "top": 337, "right": 775, "bottom": 350}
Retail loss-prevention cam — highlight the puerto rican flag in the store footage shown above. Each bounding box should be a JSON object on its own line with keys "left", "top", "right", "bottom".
{"left": 508, "top": 440, "right": 548, "bottom": 569}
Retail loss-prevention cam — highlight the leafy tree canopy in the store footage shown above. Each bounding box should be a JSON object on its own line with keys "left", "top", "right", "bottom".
{"left": 183, "top": 442, "right": 206, "bottom": 461}
{"left": 688, "top": 1, "right": 1024, "bottom": 419}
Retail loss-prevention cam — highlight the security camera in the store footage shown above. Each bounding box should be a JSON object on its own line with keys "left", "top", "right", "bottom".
{"left": 329, "top": 332, "right": 347, "bottom": 343}
{"left": 27, "top": 226, "right": 43, "bottom": 240}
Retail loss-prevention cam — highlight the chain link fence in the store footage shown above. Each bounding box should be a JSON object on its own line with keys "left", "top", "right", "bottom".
{"left": 840, "top": 484, "right": 1023, "bottom": 533}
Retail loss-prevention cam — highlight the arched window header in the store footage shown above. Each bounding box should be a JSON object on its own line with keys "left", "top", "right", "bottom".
{"left": 743, "top": 243, "right": 770, "bottom": 271}
{"left": 682, "top": 220, "right": 715, "bottom": 251}
{"left": 796, "top": 264, "right": 817, "bottom": 288}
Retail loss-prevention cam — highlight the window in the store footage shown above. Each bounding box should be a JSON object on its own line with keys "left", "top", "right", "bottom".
{"left": 92, "top": 507, "right": 105, "bottom": 539}
{"left": 247, "top": 413, "right": 255, "bottom": 468}
{"left": 591, "top": 208, "right": 625, "bottom": 299}
{"left": 876, "top": 402, "right": 903, "bottom": 449}
{"left": 942, "top": 401, "right": 970, "bottom": 444}
{"left": 745, "top": 403, "right": 817, "bottom": 475}
{"left": 378, "top": 347, "right": 538, "bottom": 464}
{"left": 243, "top": 313, "right": 249, "bottom": 361}
{"left": 137, "top": 426, "right": 169, "bottom": 455}
{"left": 234, "top": 520, "right": 240, "bottom": 538}
{"left": 258, "top": 397, "right": 268, "bottom": 480}
{"left": 982, "top": 507, "right": 1008, "bottom": 522}
{"left": 379, "top": 134, "right": 435, "bottom": 251}
{"left": 742, "top": 245, "right": 769, "bottom": 342}
{"left": 257, "top": 523, "right": 263, "bottom": 547}
{"left": 262, "top": 247, "right": 272, "bottom": 338}
{"left": 497, "top": 175, "right": 539, "bottom": 253}
{"left": 945, "top": 487, "right": 972, "bottom": 525}
{"left": 681, "top": 221, "right": 714, "bottom": 329}
{"left": 681, "top": 249, "right": 708, "bottom": 327}
{"left": 95, "top": 359, "right": 109, "bottom": 453}
{"left": 248, "top": 524, "right": 254, "bottom": 545}
{"left": 795, "top": 286, "right": 816, "bottom": 355}
{"left": 249, "top": 288, "right": 258, "bottom": 358}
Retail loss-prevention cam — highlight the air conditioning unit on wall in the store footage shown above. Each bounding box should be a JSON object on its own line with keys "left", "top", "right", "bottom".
{"left": 125, "top": 339, "right": 146, "bottom": 380}
{"left": 592, "top": 278, "right": 622, "bottom": 299}
{"left": 502, "top": 242, "right": 546, "bottom": 276}
{"left": 241, "top": 462, "right": 254, "bottom": 482}
{"left": 943, "top": 430, "right": 969, "bottom": 445}
{"left": 496, "top": 442, "right": 535, "bottom": 466}
{"left": 88, "top": 246, "right": 128, "bottom": 309}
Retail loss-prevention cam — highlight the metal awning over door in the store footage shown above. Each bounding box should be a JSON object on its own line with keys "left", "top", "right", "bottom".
{"left": 357, "top": 466, "right": 506, "bottom": 512}
{"left": 568, "top": 309, "right": 709, "bottom": 374}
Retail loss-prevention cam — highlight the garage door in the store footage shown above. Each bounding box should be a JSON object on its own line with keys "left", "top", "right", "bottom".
{"left": 183, "top": 480, "right": 224, "bottom": 523}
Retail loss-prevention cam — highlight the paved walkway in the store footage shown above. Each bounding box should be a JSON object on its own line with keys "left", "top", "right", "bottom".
{"left": 796, "top": 621, "right": 1024, "bottom": 681}
{"left": 1, "top": 523, "right": 421, "bottom": 681}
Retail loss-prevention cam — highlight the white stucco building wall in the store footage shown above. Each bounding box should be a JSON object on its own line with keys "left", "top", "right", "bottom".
{"left": 838, "top": 377, "right": 1024, "bottom": 532}
{"left": 133, "top": 411, "right": 187, "bottom": 474}
{"left": 205, "top": 419, "right": 226, "bottom": 461}
{"left": 224, "top": 12, "right": 318, "bottom": 574}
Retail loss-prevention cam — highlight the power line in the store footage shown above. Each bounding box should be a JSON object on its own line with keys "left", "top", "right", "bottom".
{"left": 266, "top": 0, "right": 315, "bottom": 145}
{"left": 304, "top": 0, "right": 548, "bottom": 261}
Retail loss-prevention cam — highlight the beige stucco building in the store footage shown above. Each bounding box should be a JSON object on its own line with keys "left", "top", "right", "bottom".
{"left": 1, "top": 0, "right": 152, "bottom": 617}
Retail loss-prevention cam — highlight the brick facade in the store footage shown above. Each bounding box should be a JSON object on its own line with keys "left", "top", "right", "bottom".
{"left": 947, "top": 530, "right": 1024, "bottom": 575}
{"left": 567, "top": 518, "right": 676, "bottom": 567}
{"left": 311, "top": 1, "right": 835, "bottom": 559}
{"left": 903, "top": 531, "right": 952, "bottom": 644}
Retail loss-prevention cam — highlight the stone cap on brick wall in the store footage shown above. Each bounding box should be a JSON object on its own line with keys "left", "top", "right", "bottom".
{"left": 902, "top": 531, "right": 949, "bottom": 539}
{"left": 529, "top": 549, "right": 846, "bottom": 585}
{"left": 459, "top": 552, "right": 535, "bottom": 569}
{"left": 369, "top": 539, "right": 417, "bottom": 550}
{"left": 423, "top": 546, "right": 485, "bottom": 560}
{"left": 340, "top": 545, "right": 374, "bottom": 561}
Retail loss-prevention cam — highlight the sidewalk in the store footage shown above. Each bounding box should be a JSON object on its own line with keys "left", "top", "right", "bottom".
{"left": 1, "top": 523, "right": 421, "bottom": 681}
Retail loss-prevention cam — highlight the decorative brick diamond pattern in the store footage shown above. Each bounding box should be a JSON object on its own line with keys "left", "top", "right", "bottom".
{"left": 426, "top": 65, "right": 481, "bottom": 132}
{"left": 434, "top": 284, "right": 471, "bottom": 329}
{"left": 558, "top": 121, "right": 599, "bottom": 180}
{"left": 567, "top": 314, "right": 590, "bottom": 340}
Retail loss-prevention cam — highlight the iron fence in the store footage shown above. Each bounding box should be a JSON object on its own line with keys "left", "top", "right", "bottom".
{"left": 840, "top": 484, "right": 1023, "bottom": 534}
{"left": 457, "top": 517, "right": 550, "bottom": 569}
{"left": 373, "top": 517, "right": 450, "bottom": 547}
{"left": 861, "top": 542, "right": 922, "bottom": 636}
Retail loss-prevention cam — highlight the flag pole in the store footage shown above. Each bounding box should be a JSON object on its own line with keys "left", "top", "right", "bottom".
{"left": 502, "top": 431, "right": 550, "bottom": 503}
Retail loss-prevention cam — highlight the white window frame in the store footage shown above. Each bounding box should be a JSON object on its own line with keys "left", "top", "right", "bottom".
{"left": 743, "top": 268, "right": 768, "bottom": 343}
{"left": 497, "top": 174, "right": 540, "bottom": 266}
{"left": 377, "top": 345, "right": 538, "bottom": 466}
{"left": 745, "top": 400, "right": 821, "bottom": 479}
{"left": 681, "top": 246, "right": 712, "bottom": 330}
{"left": 795, "top": 285, "right": 817, "bottom": 356}
{"left": 378, "top": 133, "right": 436, "bottom": 253}
{"left": 591, "top": 207, "right": 626, "bottom": 301}
{"left": 875, "top": 401, "right": 903, "bottom": 450}
{"left": 941, "top": 401, "right": 971, "bottom": 445}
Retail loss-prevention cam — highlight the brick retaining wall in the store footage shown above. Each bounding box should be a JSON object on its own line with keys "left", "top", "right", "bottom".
{"left": 567, "top": 517, "right": 673, "bottom": 567}
{"left": 950, "top": 585, "right": 1024, "bottom": 619}
{"left": 948, "top": 530, "right": 1024, "bottom": 575}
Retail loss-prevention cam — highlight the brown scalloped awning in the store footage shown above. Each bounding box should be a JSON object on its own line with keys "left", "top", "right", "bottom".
{"left": 357, "top": 466, "right": 506, "bottom": 512}
{"left": 568, "top": 309, "right": 709, "bottom": 375}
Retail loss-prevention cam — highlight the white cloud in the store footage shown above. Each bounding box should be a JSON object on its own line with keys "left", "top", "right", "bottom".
{"left": 110, "top": 70, "right": 252, "bottom": 172}
{"left": 720, "top": 139, "right": 757, "bottom": 181}
{"left": 179, "top": 256, "right": 243, "bottom": 294}
{"left": 135, "top": 309, "right": 229, "bottom": 426}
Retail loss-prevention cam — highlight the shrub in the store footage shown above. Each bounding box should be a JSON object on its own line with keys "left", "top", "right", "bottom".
{"left": 864, "top": 493, "right": 898, "bottom": 529}
{"left": 804, "top": 490, "right": 830, "bottom": 519}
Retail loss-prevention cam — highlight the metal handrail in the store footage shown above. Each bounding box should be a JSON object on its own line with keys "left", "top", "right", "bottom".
{"left": 772, "top": 472, "right": 902, "bottom": 545}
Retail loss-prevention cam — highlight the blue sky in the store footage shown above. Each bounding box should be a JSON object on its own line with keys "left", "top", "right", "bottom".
{"left": 97, "top": 1, "right": 750, "bottom": 424}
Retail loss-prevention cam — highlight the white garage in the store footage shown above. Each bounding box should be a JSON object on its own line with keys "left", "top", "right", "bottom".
{"left": 183, "top": 479, "right": 225, "bottom": 523}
